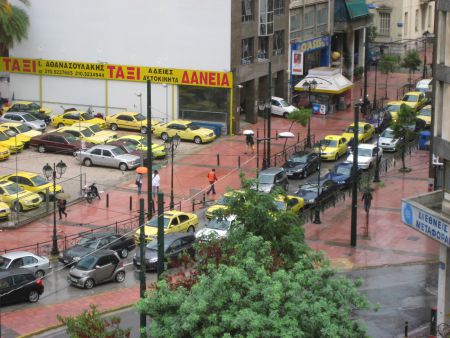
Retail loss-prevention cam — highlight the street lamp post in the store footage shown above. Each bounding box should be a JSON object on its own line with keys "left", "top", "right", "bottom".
{"left": 163, "top": 135, "right": 181, "bottom": 209}
{"left": 313, "top": 141, "right": 325, "bottom": 224}
{"left": 43, "top": 160, "right": 67, "bottom": 256}
{"left": 372, "top": 59, "right": 379, "bottom": 110}
{"left": 423, "top": 31, "right": 429, "bottom": 79}
{"left": 302, "top": 79, "right": 318, "bottom": 148}
{"left": 373, "top": 110, "right": 381, "bottom": 183}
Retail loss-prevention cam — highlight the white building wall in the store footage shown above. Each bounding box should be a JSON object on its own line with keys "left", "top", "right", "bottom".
{"left": 9, "top": 0, "right": 231, "bottom": 120}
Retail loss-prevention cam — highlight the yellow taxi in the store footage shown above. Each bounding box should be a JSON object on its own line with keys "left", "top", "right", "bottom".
{"left": 385, "top": 101, "right": 402, "bottom": 122}
{"left": 2, "top": 171, "right": 63, "bottom": 201}
{"left": 3, "top": 101, "right": 52, "bottom": 115}
{"left": 105, "top": 111, "right": 159, "bottom": 134}
{"left": 55, "top": 125, "right": 115, "bottom": 145}
{"left": 77, "top": 122, "right": 117, "bottom": 141}
{"left": 274, "top": 195, "right": 305, "bottom": 214}
{"left": 153, "top": 119, "right": 216, "bottom": 144}
{"left": 0, "top": 146, "right": 10, "bottom": 161}
{"left": 342, "top": 122, "right": 374, "bottom": 143}
{"left": 205, "top": 190, "right": 245, "bottom": 220}
{"left": 400, "top": 91, "right": 427, "bottom": 111}
{"left": 134, "top": 210, "right": 198, "bottom": 243}
{"left": 317, "top": 135, "right": 348, "bottom": 161}
{"left": 0, "top": 202, "right": 11, "bottom": 219}
{"left": 417, "top": 105, "right": 431, "bottom": 127}
{"left": 0, "top": 131, "right": 24, "bottom": 153}
{"left": 113, "top": 135, "right": 166, "bottom": 158}
{"left": 0, "top": 180, "right": 42, "bottom": 211}
{"left": 52, "top": 111, "right": 107, "bottom": 129}
{"left": 0, "top": 122, "right": 42, "bottom": 147}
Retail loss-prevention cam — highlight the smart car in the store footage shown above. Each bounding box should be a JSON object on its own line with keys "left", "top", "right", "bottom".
{"left": 153, "top": 119, "right": 215, "bottom": 144}
{"left": 52, "top": 111, "right": 106, "bottom": 128}
{"left": 105, "top": 111, "right": 159, "bottom": 134}
{"left": 2, "top": 171, "right": 63, "bottom": 201}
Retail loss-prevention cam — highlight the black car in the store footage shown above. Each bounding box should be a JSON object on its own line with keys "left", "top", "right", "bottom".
{"left": 59, "top": 232, "right": 136, "bottom": 266}
{"left": 365, "top": 110, "right": 392, "bottom": 133}
{"left": 28, "top": 111, "right": 51, "bottom": 125}
{"left": 133, "top": 233, "right": 196, "bottom": 271}
{"left": 295, "top": 179, "right": 339, "bottom": 208}
{"left": 320, "top": 163, "right": 362, "bottom": 189}
{"left": 0, "top": 268, "right": 44, "bottom": 304}
{"left": 282, "top": 151, "right": 319, "bottom": 178}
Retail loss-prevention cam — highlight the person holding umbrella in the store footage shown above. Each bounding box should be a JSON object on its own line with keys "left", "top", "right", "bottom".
{"left": 243, "top": 130, "right": 255, "bottom": 154}
{"left": 135, "top": 166, "right": 148, "bottom": 194}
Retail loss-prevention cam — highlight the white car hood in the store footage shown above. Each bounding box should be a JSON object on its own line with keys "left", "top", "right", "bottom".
{"left": 379, "top": 136, "right": 398, "bottom": 144}
{"left": 346, "top": 154, "right": 371, "bottom": 163}
{"left": 195, "top": 228, "right": 228, "bottom": 239}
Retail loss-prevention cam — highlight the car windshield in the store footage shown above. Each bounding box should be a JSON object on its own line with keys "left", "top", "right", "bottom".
{"left": 419, "top": 108, "right": 431, "bottom": 116}
{"left": 30, "top": 175, "right": 48, "bottom": 186}
{"left": 289, "top": 154, "right": 308, "bottom": 164}
{"left": 386, "top": 105, "right": 400, "bottom": 112}
{"left": 323, "top": 139, "right": 338, "bottom": 147}
{"left": 0, "top": 133, "right": 9, "bottom": 141}
{"left": 359, "top": 148, "right": 373, "bottom": 157}
{"left": 0, "top": 257, "right": 11, "bottom": 269}
{"left": 89, "top": 125, "right": 102, "bottom": 133}
{"left": 111, "top": 147, "right": 126, "bottom": 156}
{"left": 346, "top": 126, "right": 362, "bottom": 133}
{"left": 29, "top": 103, "right": 41, "bottom": 110}
{"left": 22, "top": 114, "right": 37, "bottom": 122}
{"left": 64, "top": 133, "right": 78, "bottom": 142}
{"left": 335, "top": 166, "right": 351, "bottom": 175}
{"left": 258, "top": 174, "right": 274, "bottom": 184}
{"left": 381, "top": 129, "right": 395, "bottom": 138}
{"left": 3, "top": 182, "right": 24, "bottom": 194}
{"left": 402, "top": 95, "right": 418, "bottom": 102}
{"left": 80, "top": 129, "right": 94, "bottom": 137}
{"left": 17, "top": 124, "right": 32, "bottom": 133}
{"left": 82, "top": 240, "right": 99, "bottom": 249}
{"left": 299, "top": 184, "right": 318, "bottom": 192}
{"left": 147, "top": 217, "right": 170, "bottom": 229}
{"left": 80, "top": 113, "right": 94, "bottom": 120}
{"left": 275, "top": 201, "right": 287, "bottom": 211}
{"left": 135, "top": 114, "right": 146, "bottom": 121}
{"left": 4, "top": 130, "right": 16, "bottom": 137}
{"left": 145, "top": 239, "right": 159, "bottom": 251}
{"left": 187, "top": 123, "right": 200, "bottom": 130}
{"left": 75, "top": 256, "right": 97, "bottom": 271}
{"left": 207, "top": 218, "right": 231, "bottom": 230}
{"left": 279, "top": 99, "right": 289, "bottom": 107}
{"left": 123, "top": 143, "right": 136, "bottom": 152}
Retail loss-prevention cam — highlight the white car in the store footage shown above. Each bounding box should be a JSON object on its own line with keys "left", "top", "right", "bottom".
{"left": 379, "top": 127, "right": 401, "bottom": 152}
{"left": 271, "top": 96, "right": 297, "bottom": 118}
{"left": 346, "top": 143, "right": 383, "bottom": 170}
{"left": 195, "top": 215, "right": 237, "bottom": 241}
{"left": 0, "top": 251, "right": 51, "bottom": 278}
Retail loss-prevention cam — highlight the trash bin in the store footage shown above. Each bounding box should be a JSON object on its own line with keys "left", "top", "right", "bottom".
{"left": 418, "top": 130, "right": 431, "bottom": 150}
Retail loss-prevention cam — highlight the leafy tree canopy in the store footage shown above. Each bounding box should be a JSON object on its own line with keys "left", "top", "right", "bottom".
{"left": 287, "top": 107, "right": 311, "bottom": 128}
{"left": 378, "top": 54, "right": 400, "bottom": 75}
{"left": 0, "top": 0, "right": 30, "bottom": 50}
{"left": 401, "top": 50, "right": 422, "bottom": 73}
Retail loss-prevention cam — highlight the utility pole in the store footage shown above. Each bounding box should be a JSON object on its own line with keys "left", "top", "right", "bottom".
{"left": 146, "top": 80, "right": 153, "bottom": 217}
{"left": 351, "top": 101, "right": 362, "bottom": 247}
{"left": 138, "top": 198, "right": 146, "bottom": 337}
{"left": 266, "top": 61, "right": 272, "bottom": 168}
{"left": 363, "top": 28, "right": 369, "bottom": 115}
{"left": 157, "top": 192, "right": 165, "bottom": 279}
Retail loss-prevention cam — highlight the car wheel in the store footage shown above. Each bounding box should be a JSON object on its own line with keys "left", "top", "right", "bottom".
{"left": 110, "top": 123, "right": 118, "bottom": 131}
{"left": 83, "top": 158, "right": 93, "bottom": 167}
{"left": 37, "top": 145, "right": 46, "bottom": 153}
{"left": 28, "top": 290, "right": 40, "bottom": 303}
{"left": 140, "top": 126, "right": 147, "bottom": 134}
{"left": 335, "top": 154, "right": 339, "bottom": 161}
{"left": 115, "top": 271, "right": 125, "bottom": 283}
{"left": 187, "top": 226, "right": 195, "bottom": 233}
{"left": 35, "top": 270, "right": 45, "bottom": 279}
{"left": 119, "top": 162, "right": 128, "bottom": 171}
{"left": 161, "top": 132, "right": 168, "bottom": 141}
{"left": 194, "top": 136, "right": 202, "bottom": 144}
{"left": 283, "top": 112, "right": 289, "bottom": 118}
{"left": 84, "top": 278, "right": 95, "bottom": 289}
{"left": 13, "top": 201, "right": 22, "bottom": 212}
{"left": 119, "top": 248, "right": 128, "bottom": 258}
{"left": 57, "top": 123, "right": 64, "bottom": 128}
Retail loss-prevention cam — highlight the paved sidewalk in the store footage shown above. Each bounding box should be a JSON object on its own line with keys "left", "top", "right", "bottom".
{"left": 0, "top": 70, "right": 439, "bottom": 337}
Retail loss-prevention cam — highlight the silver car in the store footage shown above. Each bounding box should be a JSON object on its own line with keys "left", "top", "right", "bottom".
{"left": 0, "top": 251, "right": 51, "bottom": 278}
{"left": 0, "top": 112, "right": 46, "bottom": 131}
{"left": 75, "top": 144, "right": 141, "bottom": 171}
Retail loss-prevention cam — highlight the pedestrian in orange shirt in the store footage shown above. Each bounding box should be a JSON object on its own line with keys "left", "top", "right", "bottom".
{"left": 206, "top": 168, "right": 218, "bottom": 195}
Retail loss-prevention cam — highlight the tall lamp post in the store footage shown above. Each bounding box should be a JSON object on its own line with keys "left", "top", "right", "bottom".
{"left": 302, "top": 79, "right": 317, "bottom": 148}
{"left": 43, "top": 160, "right": 67, "bottom": 255}
{"left": 422, "top": 31, "right": 432, "bottom": 79}
{"left": 313, "top": 140, "right": 325, "bottom": 224}
{"left": 163, "top": 134, "right": 180, "bottom": 209}
{"left": 372, "top": 57, "right": 379, "bottom": 110}
{"left": 258, "top": 100, "right": 271, "bottom": 169}
{"left": 373, "top": 109, "right": 381, "bottom": 183}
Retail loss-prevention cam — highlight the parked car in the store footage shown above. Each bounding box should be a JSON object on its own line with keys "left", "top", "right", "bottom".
{"left": 318, "top": 135, "right": 349, "bottom": 161}
{"left": 346, "top": 143, "right": 383, "bottom": 170}
{"left": 3, "top": 101, "right": 52, "bottom": 115}
{"left": 205, "top": 190, "right": 245, "bottom": 219}
{"left": 0, "top": 180, "right": 42, "bottom": 211}
{"left": 0, "top": 146, "right": 10, "bottom": 161}
{"left": 195, "top": 215, "right": 237, "bottom": 241}
{"left": 295, "top": 180, "right": 339, "bottom": 208}
{"left": 153, "top": 119, "right": 215, "bottom": 144}
{"left": 320, "top": 162, "right": 362, "bottom": 189}
{"left": 0, "top": 251, "right": 51, "bottom": 278}
{"left": 282, "top": 151, "right": 319, "bottom": 179}
{"left": 0, "top": 112, "right": 46, "bottom": 131}
{"left": 274, "top": 195, "right": 305, "bottom": 213}
{"left": 105, "top": 111, "right": 159, "bottom": 134}
{"left": 254, "top": 167, "right": 288, "bottom": 193}
{"left": 400, "top": 91, "right": 427, "bottom": 111}
{"left": 133, "top": 232, "right": 196, "bottom": 271}
{"left": 30, "top": 132, "right": 92, "bottom": 154}
{"left": 379, "top": 127, "right": 402, "bottom": 152}
{"left": 55, "top": 125, "right": 115, "bottom": 145}
{"left": 365, "top": 109, "right": 392, "bottom": 132}
{"left": 134, "top": 210, "right": 198, "bottom": 243}
{"left": 78, "top": 122, "right": 118, "bottom": 140}
{"left": 113, "top": 135, "right": 166, "bottom": 158}
{"left": 0, "top": 201, "right": 11, "bottom": 219}
{"left": 271, "top": 96, "right": 297, "bottom": 118}
{"left": 67, "top": 250, "right": 125, "bottom": 289}
{"left": 2, "top": 171, "right": 63, "bottom": 201}
{"left": 0, "top": 131, "right": 24, "bottom": 153}
{"left": 59, "top": 232, "right": 136, "bottom": 266}
{"left": 75, "top": 144, "right": 141, "bottom": 171}
{"left": 417, "top": 105, "right": 431, "bottom": 128}
{"left": 0, "top": 122, "right": 42, "bottom": 147}
{"left": 52, "top": 111, "right": 106, "bottom": 129}
{"left": 385, "top": 101, "right": 402, "bottom": 122}
{"left": 27, "top": 111, "right": 52, "bottom": 125}
{"left": 0, "top": 268, "right": 44, "bottom": 304}
{"left": 342, "top": 122, "right": 374, "bottom": 143}
{"left": 107, "top": 140, "right": 146, "bottom": 165}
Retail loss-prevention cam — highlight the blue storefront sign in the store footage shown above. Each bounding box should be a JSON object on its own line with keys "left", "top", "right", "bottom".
{"left": 291, "top": 35, "right": 331, "bottom": 71}
{"left": 402, "top": 201, "right": 450, "bottom": 247}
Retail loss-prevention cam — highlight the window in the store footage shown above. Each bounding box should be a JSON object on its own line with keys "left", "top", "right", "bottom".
{"left": 415, "top": 9, "right": 419, "bottom": 32}
{"left": 404, "top": 12, "right": 408, "bottom": 34}
{"left": 90, "top": 148, "right": 102, "bottom": 156}
{"left": 178, "top": 214, "right": 189, "bottom": 223}
{"left": 379, "top": 12, "right": 390, "bottom": 35}
{"left": 274, "top": 0, "right": 284, "bottom": 16}
{"left": 242, "top": 0, "right": 254, "bottom": 21}
{"left": 102, "top": 150, "right": 112, "bottom": 157}
{"left": 257, "top": 36, "right": 269, "bottom": 60}
{"left": 304, "top": 6, "right": 315, "bottom": 37}
{"left": 96, "top": 256, "right": 110, "bottom": 267}
{"left": 290, "top": 8, "right": 302, "bottom": 40}
{"left": 170, "top": 217, "right": 179, "bottom": 226}
{"left": 22, "top": 256, "right": 38, "bottom": 265}
{"left": 259, "top": 0, "right": 274, "bottom": 36}
{"left": 273, "top": 30, "right": 284, "bottom": 55}
{"left": 316, "top": 3, "right": 328, "bottom": 30}
{"left": 0, "top": 278, "right": 10, "bottom": 289}
{"left": 428, "top": 6, "right": 432, "bottom": 28}
{"left": 241, "top": 37, "right": 254, "bottom": 64}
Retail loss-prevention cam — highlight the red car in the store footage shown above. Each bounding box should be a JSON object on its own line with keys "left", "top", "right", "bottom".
{"left": 30, "top": 132, "right": 92, "bottom": 155}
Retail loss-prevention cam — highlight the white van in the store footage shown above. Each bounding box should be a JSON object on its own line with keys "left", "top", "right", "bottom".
{"left": 416, "top": 79, "right": 432, "bottom": 102}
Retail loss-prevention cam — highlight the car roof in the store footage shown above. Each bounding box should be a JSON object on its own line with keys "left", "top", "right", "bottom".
{"left": 291, "top": 151, "right": 310, "bottom": 156}
{"left": 0, "top": 268, "right": 35, "bottom": 278}
{"left": 404, "top": 91, "right": 422, "bottom": 96}
{"left": 12, "top": 101, "right": 34, "bottom": 105}
{"left": 169, "top": 119, "right": 191, "bottom": 125}
{"left": 114, "top": 111, "right": 139, "bottom": 116}
{"left": 416, "top": 79, "right": 432, "bottom": 86}
{"left": 358, "top": 143, "right": 376, "bottom": 149}
{"left": 0, "top": 180, "right": 14, "bottom": 186}
{"left": 260, "top": 167, "right": 284, "bottom": 174}
{"left": 163, "top": 232, "right": 195, "bottom": 241}
{"left": 421, "top": 105, "right": 431, "bottom": 110}
{"left": 386, "top": 101, "right": 402, "bottom": 105}
{"left": 335, "top": 162, "right": 353, "bottom": 168}
{"left": 0, "top": 122, "right": 21, "bottom": 127}
{"left": 45, "top": 132, "right": 72, "bottom": 138}
{"left": 85, "top": 249, "right": 117, "bottom": 258}
{"left": 90, "top": 144, "right": 117, "bottom": 150}
{"left": 119, "top": 135, "right": 142, "bottom": 140}
{"left": 5, "top": 112, "right": 31, "bottom": 116}
{"left": 1, "top": 251, "right": 38, "bottom": 259}
{"left": 6, "top": 171, "right": 38, "bottom": 178}
{"left": 324, "top": 135, "right": 343, "bottom": 140}
{"left": 271, "top": 96, "right": 284, "bottom": 101}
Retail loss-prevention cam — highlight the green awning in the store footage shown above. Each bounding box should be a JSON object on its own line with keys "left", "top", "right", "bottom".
{"left": 345, "top": 0, "right": 369, "bottom": 19}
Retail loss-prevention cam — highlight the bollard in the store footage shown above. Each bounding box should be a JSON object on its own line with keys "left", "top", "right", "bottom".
{"left": 430, "top": 307, "right": 437, "bottom": 335}
{"left": 106, "top": 193, "right": 109, "bottom": 208}
{"left": 297, "top": 132, "right": 300, "bottom": 143}
{"left": 129, "top": 196, "right": 132, "bottom": 211}
{"left": 192, "top": 199, "right": 195, "bottom": 212}
{"left": 115, "top": 221, "right": 118, "bottom": 233}
{"left": 217, "top": 153, "right": 220, "bottom": 166}
{"left": 238, "top": 156, "right": 241, "bottom": 168}
{"left": 404, "top": 321, "right": 408, "bottom": 337}
{"left": 202, "top": 192, "right": 206, "bottom": 206}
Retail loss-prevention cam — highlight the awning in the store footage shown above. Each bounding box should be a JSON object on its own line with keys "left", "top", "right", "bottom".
{"left": 345, "top": 0, "right": 370, "bottom": 19}
{"left": 294, "top": 67, "right": 353, "bottom": 95}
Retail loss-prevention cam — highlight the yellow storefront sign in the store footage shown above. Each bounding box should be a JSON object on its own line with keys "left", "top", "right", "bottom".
{"left": 0, "top": 57, "right": 233, "bottom": 89}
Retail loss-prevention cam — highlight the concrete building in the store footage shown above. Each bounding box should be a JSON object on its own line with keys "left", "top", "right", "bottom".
{"left": 1, "top": 0, "right": 291, "bottom": 134}
{"left": 401, "top": 0, "right": 450, "bottom": 328}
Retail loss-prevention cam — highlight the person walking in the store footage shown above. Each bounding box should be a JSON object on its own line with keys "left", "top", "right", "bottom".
{"left": 57, "top": 198, "right": 67, "bottom": 219}
{"left": 206, "top": 168, "right": 218, "bottom": 195}
{"left": 151, "top": 170, "right": 160, "bottom": 198}
{"left": 245, "top": 133, "right": 255, "bottom": 154}
{"left": 136, "top": 173, "right": 143, "bottom": 194}
{"left": 362, "top": 189, "right": 373, "bottom": 214}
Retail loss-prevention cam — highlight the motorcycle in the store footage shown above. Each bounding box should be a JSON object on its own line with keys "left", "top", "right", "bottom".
{"left": 82, "top": 183, "right": 101, "bottom": 203}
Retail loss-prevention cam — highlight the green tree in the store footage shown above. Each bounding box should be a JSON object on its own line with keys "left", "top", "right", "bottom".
{"left": 401, "top": 50, "right": 421, "bottom": 85}
{"left": 283, "top": 107, "right": 311, "bottom": 153}
{"left": 367, "top": 26, "right": 378, "bottom": 43}
{"left": 57, "top": 304, "right": 131, "bottom": 338}
{"left": 0, "top": 0, "right": 30, "bottom": 54}
{"left": 391, "top": 103, "right": 417, "bottom": 172}
{"left": 379, "top": 54, "right": 400, "bottom": 99}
